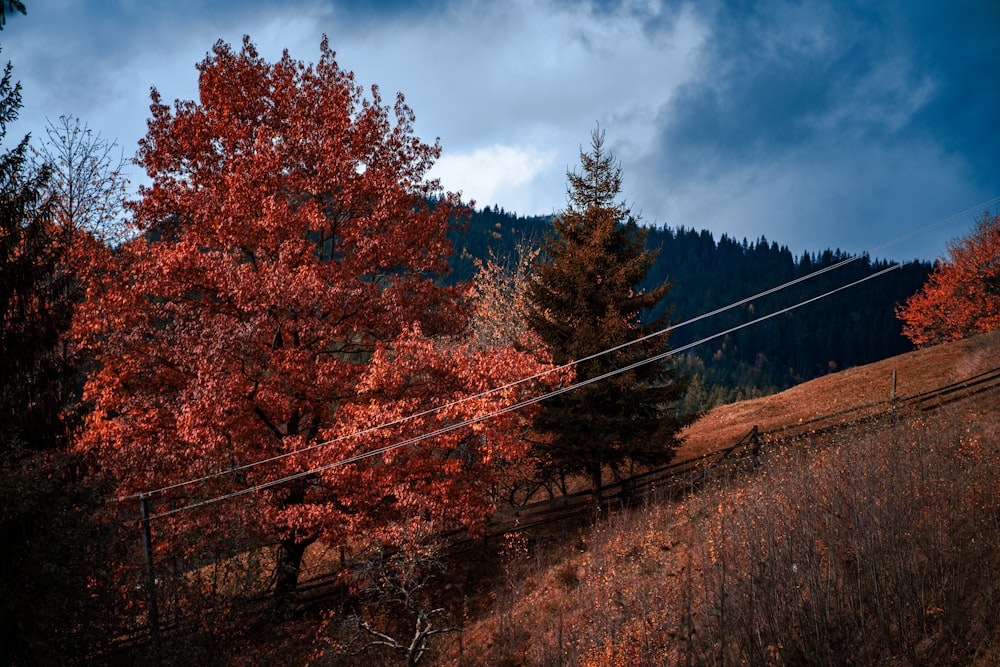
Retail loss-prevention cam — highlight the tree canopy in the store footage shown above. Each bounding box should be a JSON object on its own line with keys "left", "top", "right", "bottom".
{"left": 897, "top": 211, "right": 1000, "bottom": 347}
{"left": 75, "top": 36, "right": 558, "bottom": 597}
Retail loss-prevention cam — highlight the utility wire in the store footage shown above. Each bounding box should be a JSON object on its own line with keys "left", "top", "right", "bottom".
{"left": 145, "top": 263, "right": 900, "bottom": 522}
{"left": 866, "top": 195, "right": 1000, "bottom": 258}
{"left": 131, "top": 251, "right": 867, "bottom": 501}
{"left": 130, "top": 193, "right": 999, "bottom": 504}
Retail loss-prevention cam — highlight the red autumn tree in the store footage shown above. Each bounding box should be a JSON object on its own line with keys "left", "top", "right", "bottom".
{"left": 75, "top": 36, "right": 560, "bottom": 597}
{"left": 897, "top": 211, "right": 1000, "bottom": 347}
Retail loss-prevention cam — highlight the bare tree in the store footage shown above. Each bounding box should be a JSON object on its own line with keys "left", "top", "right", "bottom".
{"left": 346, "top": 531, "right": 459, "bottom": 666}
{"left": 31, "top": 115, "right": 132, "bottom": 243}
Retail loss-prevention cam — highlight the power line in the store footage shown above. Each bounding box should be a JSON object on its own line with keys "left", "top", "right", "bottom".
{"left": 145, "top": 263, "right": 900, "bottom": 522}
{"left": 130, "top": 250, "right": 867, "bottom": 501}
{"left": 866, "top": 195, "right": 1000, "bottom": 258}
{"left": 128, "top": 193, "right": 999, "bottom": 505}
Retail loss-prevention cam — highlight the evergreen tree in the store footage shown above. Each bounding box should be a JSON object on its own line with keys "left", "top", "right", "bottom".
{"left": 526, "top": 127, "right": 690, "bottom": 514}
{"left": 0, "top": 51, "right": 122, "bottom": 662}
{"left": 0, "top": 1, "right": 25, "bottom": 30}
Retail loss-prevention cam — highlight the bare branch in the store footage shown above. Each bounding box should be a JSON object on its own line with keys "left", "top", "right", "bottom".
{"left": 30, "top": 115, "right": 133, "bottom": 243}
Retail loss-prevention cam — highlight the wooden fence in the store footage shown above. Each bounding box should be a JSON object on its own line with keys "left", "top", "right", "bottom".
{"left": 483, "top": 426, "right": 761, "bottom": 538}
{"left": 475, "top": 363, "right": 1000, "bottom": 542}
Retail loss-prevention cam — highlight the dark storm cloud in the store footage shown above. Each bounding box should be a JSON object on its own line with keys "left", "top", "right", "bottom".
{"left": 900, "top": 1, "right": 1000, "bottom": 182}
{"left": 630, "top": 0, "right": 1000, "bottom": 259}
{"left": 665, "top": 51, "right": 839, "bottom": 173}
{"left": 339, "top": 0, "right": 453, "bottom": 20}
{"left": 2, "top": 0, "right": 994, "bottom": 261}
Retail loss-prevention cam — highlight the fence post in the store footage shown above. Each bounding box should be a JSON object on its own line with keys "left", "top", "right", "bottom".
{"left": 748, "top": 425, "right": 762, "bottom": 466}
{"left": 890, "top": 370, "right": 897, "bottom": 409}
{"left": 139, "top": 494, "right": 161, "bottom": 653}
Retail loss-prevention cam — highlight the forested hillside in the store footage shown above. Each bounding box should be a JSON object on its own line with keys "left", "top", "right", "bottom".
{"left": 448, "top": 205, "right": 933, "bottom": 405}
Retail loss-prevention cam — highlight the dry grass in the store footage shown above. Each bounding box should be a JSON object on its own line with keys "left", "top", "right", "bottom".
{"left": 677, "top": 329, "right": 999, "bottom": 459}
{"left": 450, "top": 414, "right": 1000, "bottom": 666}
{"left": 442, "top": 331, "right": 1000, "bottom": 666}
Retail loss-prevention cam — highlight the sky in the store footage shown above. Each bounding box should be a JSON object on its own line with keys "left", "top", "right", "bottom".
{"left": 2, "top": 0, "right": 998, "bottom": 262}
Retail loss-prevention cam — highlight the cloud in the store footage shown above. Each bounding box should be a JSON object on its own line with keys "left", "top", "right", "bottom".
{"left": 633, "top": 0, "right": 1000, "bottom": 260}
{"left": 5, "top": 0, "right": 704, "bottom": 206}
{"left": 324, "top": 1, "right": 704, "bottom": 142}
{"left": 3, "top": 0, "right": 994, "bottom": 261}
{"left": 430, "top": 144, "right": 554, "bottom": 213}
{"left": 640, "top": 136, "right": 976, "bottom": 259}
{"left": 310, "top": 0, "right": 705, "bottom": 216}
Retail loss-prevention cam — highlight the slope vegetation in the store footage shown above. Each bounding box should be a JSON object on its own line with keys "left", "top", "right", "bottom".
{"left": 446, "top": 330, "right": 1000, "bottom": 666}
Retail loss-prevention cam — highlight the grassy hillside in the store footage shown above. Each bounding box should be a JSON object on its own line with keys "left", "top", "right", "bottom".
{"left": 678, "top": 326, "right": 1000, "bottom": 460}
{"left": 438, "top": 330, "right": 1000, "bottom": 666}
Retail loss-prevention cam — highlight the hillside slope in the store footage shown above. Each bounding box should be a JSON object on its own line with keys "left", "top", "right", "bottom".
{"left": 211, "top": 332, "right": 999, "bottom": 665}
{"left": 678, "top": 327, "right": 999, "bottom": 459}
{"left": 446, "top": 330, "right": 1000, "bottom": 666}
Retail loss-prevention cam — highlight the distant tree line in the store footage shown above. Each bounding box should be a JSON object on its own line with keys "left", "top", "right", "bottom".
{"left": 448, "top": 207, "right": 933, "bottom": 408}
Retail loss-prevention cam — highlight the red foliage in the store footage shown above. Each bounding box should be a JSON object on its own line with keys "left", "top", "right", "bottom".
{"left": 898, "top": 211, "right": 1000, "bottom": 347}
{"left": 74, "top": 37, "right": 561, "bottom": 570}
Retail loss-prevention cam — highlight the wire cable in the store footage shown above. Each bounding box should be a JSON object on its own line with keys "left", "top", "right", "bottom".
{"left": 145, "top": 263, "right": 900, "bottom": 521}
{"left": 129, "top": 250, "right": 866, "bottom": 501}
{"left": 129, "top": 193, "right": 999, "bottom": 503}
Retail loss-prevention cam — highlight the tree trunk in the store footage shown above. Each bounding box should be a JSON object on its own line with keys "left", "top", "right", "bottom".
{"left": 589, "top": 466, "right": 603, "bottom": 520}
{"left": 274, "top": 536, "right": 313, "bottom": 601}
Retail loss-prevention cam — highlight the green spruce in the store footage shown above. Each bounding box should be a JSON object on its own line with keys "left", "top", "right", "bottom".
{"left": 0, "top": 50, "right": 123, "bottom": 663}
{"left": 526, "top": 126, "right": 691, "bottom": 515}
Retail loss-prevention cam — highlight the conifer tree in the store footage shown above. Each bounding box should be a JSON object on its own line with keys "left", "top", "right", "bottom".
{"left": 0, "top": 50, "right": 122, "bottom": 662}
{"left": 525, "top": 127, "right": 690, "bottom": 514}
